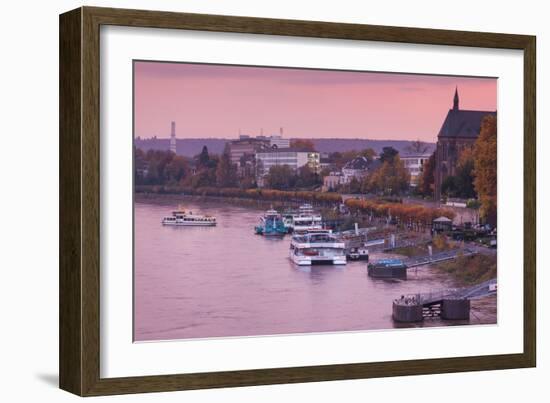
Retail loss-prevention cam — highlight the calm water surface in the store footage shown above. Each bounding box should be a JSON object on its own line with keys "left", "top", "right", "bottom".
{"left": 134, "top": 197, "right": 494, "bottom": 341}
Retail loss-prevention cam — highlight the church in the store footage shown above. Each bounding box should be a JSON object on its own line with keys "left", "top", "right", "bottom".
{"left": 434, "top": 88, "right": 496, "bottom": 201}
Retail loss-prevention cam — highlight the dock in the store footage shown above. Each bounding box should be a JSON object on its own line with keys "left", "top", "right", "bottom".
{"left": 392, "top": 278, "right": 497, "bottom": 322}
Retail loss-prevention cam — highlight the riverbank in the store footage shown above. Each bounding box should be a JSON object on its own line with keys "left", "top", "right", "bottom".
{"left": 135, "top": 191, "right": 287, "bottom": 210}
{"left": 135, "top": 185, "right": 456, "bottom": 228}
{"left": 431, "top": 253, "right": 497, "bottom": 286}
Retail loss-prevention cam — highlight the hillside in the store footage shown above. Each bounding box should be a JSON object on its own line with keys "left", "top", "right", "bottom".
{"left": 134, "top": 137, "right": 435, "bottom": 157}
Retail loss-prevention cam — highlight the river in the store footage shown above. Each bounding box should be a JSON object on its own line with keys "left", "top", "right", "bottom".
{"left": 134, "top": 195, "right": 496, "bottom": 342}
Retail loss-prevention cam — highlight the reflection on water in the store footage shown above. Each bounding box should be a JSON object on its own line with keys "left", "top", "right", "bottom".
{"left": 134, "top": 197, "right": 493, "bottom": 342}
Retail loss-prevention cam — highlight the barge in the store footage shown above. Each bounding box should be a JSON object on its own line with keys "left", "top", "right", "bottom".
{"left": 367, "top": 259, "right": 407, "bottom": 278}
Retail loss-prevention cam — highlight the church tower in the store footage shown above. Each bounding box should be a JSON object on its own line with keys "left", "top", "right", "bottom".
{"left": 453, "top": 86, "right": 460, "bottom": 111}
{"left": 169, "top": 121, "right": 177, "bottom": 154}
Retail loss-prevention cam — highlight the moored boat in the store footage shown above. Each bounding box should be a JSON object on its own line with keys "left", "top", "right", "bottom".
{"left": 367, "top": 259, "right": 407, "bottom": 278}
{"left": 289, "top": 229, "right": 346, "bottom": 265}
{"left": 255, "top": 209, "right": 287, "bottom": 236}
{"left": 285, "top": 203, "right": 323, "bottom": 233}
{"left": 347, "top": 246, "right": 369, "bottom": 261}
{"left": 162, "top": 207, "right": 216, "bottom": 226}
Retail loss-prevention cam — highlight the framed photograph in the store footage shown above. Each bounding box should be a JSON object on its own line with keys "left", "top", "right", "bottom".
{"left": 59, "top": 6, "right": 536, "bottom": 396}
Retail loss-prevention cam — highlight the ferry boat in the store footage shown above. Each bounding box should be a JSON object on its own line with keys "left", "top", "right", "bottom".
{"left": 286, "top": 204, "right": 323, "bottom": 233}
{"left": 289, "top": 229, "right": 346, "bottom": 265}
{"left": 161, "top": 207, "right": 216, "bottom": 226}
{"left": 255, "top": 209, "right": 287, "bottom": 236}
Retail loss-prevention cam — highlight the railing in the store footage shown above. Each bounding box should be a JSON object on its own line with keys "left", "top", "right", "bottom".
{"left": 404, "top": 248, "right": 477, "bottom": 268}
{"left": 397, "top": 278, "right": 497, "bottom": 306}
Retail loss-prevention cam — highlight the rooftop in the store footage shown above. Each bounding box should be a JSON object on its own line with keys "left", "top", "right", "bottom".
{"left": 343, "top": 156, "right": 381, "bottom": 171}
{"left": 438, "top": 109, "right": 497, "bottom": 139}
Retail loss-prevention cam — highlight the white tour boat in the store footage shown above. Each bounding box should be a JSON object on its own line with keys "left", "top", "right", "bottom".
{"left": 161, "top": 207, "right": 216, "bottom": 226}
{"left": 287, "top": 203, "right": 323, "bottom": 233}
{"left": 289, "top": 229, "right": 347, "bottom": 266}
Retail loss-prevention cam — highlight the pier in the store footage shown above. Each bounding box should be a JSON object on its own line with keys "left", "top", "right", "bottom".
{"left": 403, "top": 248, "right": 477, "bottom": 268}
{"left": 392, "top": 278, "right": 497, "bottom": 322}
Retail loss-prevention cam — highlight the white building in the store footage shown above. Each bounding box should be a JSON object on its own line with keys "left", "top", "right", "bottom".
{"left": 255, "top": 148, "right": 320, "bottom": 187}
{"left": 269, "top": 135, "right": 290, "bottom": 149}
{"left": 401, "top": 153, "right": 431, "bottom": 187}
{"left": 169, "top": 121, "right": 177, "bottom": 154}
{"left": 341, "top": 156, "right": 379, "bottom": 184}
{"left": 322, "top": 172, "right": 345, "bottom": 191}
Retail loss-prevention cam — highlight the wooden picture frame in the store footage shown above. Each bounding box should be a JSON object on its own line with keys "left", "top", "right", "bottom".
{"left": 59, "top": 6, "right": 536, "bottom": 396}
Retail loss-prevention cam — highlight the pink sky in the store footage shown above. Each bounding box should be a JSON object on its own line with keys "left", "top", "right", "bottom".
{"left": 134, "top": 61, "right": 497, "bottom": 143}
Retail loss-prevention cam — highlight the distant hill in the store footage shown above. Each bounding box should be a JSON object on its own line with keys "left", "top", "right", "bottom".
{"left": 134, "top": 138, "right": 228, "bottom": 156}
{"left": 134, "top": 137, "right": 435, "bottom": 157}
{"left": 309, "top": 138, "right": 435, "bottom": 155}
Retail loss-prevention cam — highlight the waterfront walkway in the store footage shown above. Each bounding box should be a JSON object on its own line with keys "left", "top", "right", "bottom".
{"left": 414, "top": 278, "right": 497, "bottom": 306}
{"left": 403, "top": 248, "right": 477, "bottom": 268}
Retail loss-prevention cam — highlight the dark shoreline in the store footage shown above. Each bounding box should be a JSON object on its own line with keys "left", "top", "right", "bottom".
{"left": 134, "top": 192, "right": 302, "bottom": 210}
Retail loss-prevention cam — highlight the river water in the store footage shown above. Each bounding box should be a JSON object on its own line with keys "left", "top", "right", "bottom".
{"left": 134, "top": 196, "right": 496, "bottom": 342}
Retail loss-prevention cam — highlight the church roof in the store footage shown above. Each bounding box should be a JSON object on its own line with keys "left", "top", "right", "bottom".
{"left": 437, "top": 109, "right": 496, "bottom": 139}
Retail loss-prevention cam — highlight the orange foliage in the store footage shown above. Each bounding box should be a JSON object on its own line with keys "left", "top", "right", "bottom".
{"left": 344, "top": 198, "right": 455, "bottom": 225}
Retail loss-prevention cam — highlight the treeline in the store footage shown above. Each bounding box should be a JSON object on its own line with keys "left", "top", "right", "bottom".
{"left": 135, "top": 145, "right": 243, "bottom": 188}
{"left": 135, "top": 183, "right": 455, "bottom": 227}
{"left": 345, "top": 198, "right": 455, "bottom": 229}
{"left": 135, "top": 145, "right": 321, "bottom": 190}
{"left": 263, "top": 165, "right": 321, "bottom": 190}
{"left": 135, "top": 185, "right": 343, "bottom": 206}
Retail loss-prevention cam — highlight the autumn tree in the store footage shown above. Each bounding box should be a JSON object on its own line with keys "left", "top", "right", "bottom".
{"left": 473, "top": 115, "right": 497, "bottom": 223}
{"left": 295, "top": 164, "right": 320, "bottom": 188}
{"left": 359, "top": 148, "right": 377, "bottom": 161}
{"left": 290, "top": 139, "right": 316, "bottom": 151}
{"left": 165, "top": 155, "right": 189, "bottom": 184}
{"left": 216, "top": 148, "right": 238, "bottom": 187}
{"left": 368, "top": 155, "right": 410, "bottom": 195}
{"left": 418, "top": 152, "right": 435, "bottom": 196}
{"left": 265, "top": 165, "right": 295, "bottom": 190}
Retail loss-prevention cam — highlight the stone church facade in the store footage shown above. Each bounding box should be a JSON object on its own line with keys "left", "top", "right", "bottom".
{"left": 434, "top": 88, "right": 496, "bottom": 201}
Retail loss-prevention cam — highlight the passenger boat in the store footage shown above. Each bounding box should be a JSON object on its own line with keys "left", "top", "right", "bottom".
{"left": 347, "top": 246, "right": 369, "bottom": 261}
{"left": 255, "top": 209, "right": 287, "bottom": 236}
{"left": 161, "top": 207, "right": 216, "bottom": 226}
{"left": 286, "top": 204, "right": 323, "bottom": 233}
{"left": 367, "top": 259, "right": 407, "bottom": 278}
{"left": 289, "top": 229, "right": 346, "bottom": 265}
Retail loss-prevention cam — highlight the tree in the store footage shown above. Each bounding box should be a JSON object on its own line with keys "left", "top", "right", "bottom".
{"left": 455, "top": 147, "right": 476, "bottom": 198}
{"left": 295, "top": 164, "right": 320, "bottom": 188}
{"left": 198, "top": 145, "right": 210, "bottom": 168}
{"left": 265, "top": 165, "right": 295, "bottom": 190}
{"left": 419, "top": 152, "right": 435, "bottom": 196}
{"left": 216, "top": 150, "right": 238, "bottom": 187}
{"left": 165, "top": 155, "right": 189, "bottom": 184}
{"left": 359, "top": 148, "right": 377, "bottom": 161}
{"left": 473, "top": 115, "right": 497, "bottom": 223}
{"left": 379, "top": 146, "right": 399, "bottom": 163}
{"left": 368, "top": 155, "right": 410, "bottom": 195}
{"left": 406, "top": 140, "right": 430, "bottom": 154}
{"left": 290, "top": 139, "right": 316, "bottom": 151}
{"left": 348, "top": 177, "right": 362, "bottom": 194}
{"left": 441, "top": 175, "right": 458, "bottom": 197}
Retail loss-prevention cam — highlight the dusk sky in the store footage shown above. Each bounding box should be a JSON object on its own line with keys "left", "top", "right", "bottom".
{"left": 134, "top": 61, "right": 497, "bottom": 143}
